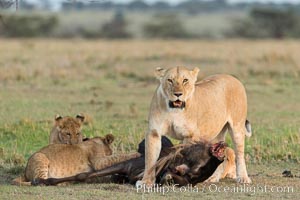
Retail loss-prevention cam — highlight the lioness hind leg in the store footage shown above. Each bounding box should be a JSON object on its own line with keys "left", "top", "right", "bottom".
{"left": 25, "top": 153, "right": 50, "bottom": 182}
{"left": 228, "top": 123, "right": 251, "bottom": 183}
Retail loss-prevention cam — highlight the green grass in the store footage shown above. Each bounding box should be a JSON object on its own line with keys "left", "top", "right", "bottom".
{"left": 0, "top": 39, "right": 299, "bottom": 199}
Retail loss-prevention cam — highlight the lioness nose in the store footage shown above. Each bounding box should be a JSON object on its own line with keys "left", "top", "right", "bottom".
{"left": 174, "top": 92, "right": 183, "bottom": 97}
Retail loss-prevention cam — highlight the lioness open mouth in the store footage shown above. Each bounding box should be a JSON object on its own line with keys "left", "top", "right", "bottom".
{"left": 169, "top": 100, "right": 186, "bottom": 109}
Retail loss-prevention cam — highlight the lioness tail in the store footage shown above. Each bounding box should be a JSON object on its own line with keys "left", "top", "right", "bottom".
{"left": 245, "top": 120, "right": 252, "bottom": 137}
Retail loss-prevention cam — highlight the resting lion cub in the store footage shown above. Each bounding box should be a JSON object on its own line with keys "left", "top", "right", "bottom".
{"left": 49, "top": 114, "right": 85, "bottom": 145}
{"left": 12, "top": 134, "right": 140, "bottom": 186}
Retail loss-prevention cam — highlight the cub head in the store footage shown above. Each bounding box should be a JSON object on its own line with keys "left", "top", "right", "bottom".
{"left": 92, "top": 134, "right": 115, "bottom": 156}
{"left": 54, "top": 114, "right": 85, "bottom": 145}
{"left": 156, "top": 66, "right": 199, "bottom": 110}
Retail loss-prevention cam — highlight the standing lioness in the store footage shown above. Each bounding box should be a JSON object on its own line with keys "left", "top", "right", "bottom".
{"left": 139, "top": 66, "right": 251, "bottom": 186}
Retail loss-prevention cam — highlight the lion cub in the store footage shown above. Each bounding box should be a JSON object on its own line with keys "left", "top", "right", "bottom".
{"left": 49, "top": 114, "right": 85, "bottom": 145}
{"left": 12, "top": 134, "right": 140, "bottom": 186}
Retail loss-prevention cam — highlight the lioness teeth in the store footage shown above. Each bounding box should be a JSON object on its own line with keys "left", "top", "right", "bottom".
{"left": 173, "top": 101, "right": 182, "bottom": 107}
{"left": 168, "top": 100, "right": 186, "bottom": 109}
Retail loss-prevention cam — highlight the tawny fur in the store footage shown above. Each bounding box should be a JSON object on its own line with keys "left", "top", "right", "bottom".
{"left": 139, "top": 66, "right": 251, "bottom": 186}
{"left": 12, "top": 134, "right": 140, "bottom": 186}
{"left": 49, "top": 114, "right": 85, "bottom": 145}
{"left": 221, "top": 148, "right": 237, "bottom": 179}
{"left": 205, "top": 147, "right": 236, "bottom": 182}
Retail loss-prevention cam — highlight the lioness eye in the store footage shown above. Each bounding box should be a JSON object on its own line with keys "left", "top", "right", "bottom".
{"left": 67, "top": 133, "right": 71, "bottom": 136}
{"left": 167, "top": 79, "right": 173, "bottom": 84}
{"left": 183, "top": 79, "right": 188, "bottom": 83}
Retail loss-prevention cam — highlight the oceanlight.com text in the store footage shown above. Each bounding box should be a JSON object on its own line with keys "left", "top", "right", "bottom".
{"left": 136, "top": 184, "right": 294, "bottom": 195}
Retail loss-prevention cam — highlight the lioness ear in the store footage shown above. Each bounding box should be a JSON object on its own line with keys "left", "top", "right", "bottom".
{"left": 76, "top": 113, "right": 85, "bottom": 124}
{"left": 155, "top": 67, "right": 166, "bottom": 80}
{"left": 103, "top": 134, "right": 115, "bottom": 145}
{"left": 191, "top": 67, "right": 200, "bottom": 78}
{"left": 54, "top": 114, "right": 63, "bottom": 125}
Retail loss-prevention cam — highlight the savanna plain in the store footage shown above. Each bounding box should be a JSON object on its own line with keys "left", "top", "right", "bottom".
{"left": 0, "top": 39, "right": 299, "bottom": 199}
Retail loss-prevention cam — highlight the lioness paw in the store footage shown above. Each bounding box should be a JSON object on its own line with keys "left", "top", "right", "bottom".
{"left": 136, "top": 180, "right": 154, "bottom": 188}
{"left": 237, "top": 176, "right": 252, "bottom": 184}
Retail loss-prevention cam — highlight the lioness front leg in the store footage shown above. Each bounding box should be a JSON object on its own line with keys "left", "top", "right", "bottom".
{"left": 137, "top": 129, "right": 161, "bottom": 187}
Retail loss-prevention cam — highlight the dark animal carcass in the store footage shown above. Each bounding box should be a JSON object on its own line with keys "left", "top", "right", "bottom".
{"left": 32, "top": 136, "right": 226, "bottom": 186}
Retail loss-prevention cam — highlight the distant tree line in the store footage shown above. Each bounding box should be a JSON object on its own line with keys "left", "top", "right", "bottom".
{"left": 60, "top": 0, "right": 300, "bottom": 14}
{"left": 61, "top": 0, "right": 229, "bottom": 13}
{"left": 0, "top": 10, "right": 194, "bottom": 38}
{"left": 228, "top": 8, "right": 300, "bottom": 39}
{"left": 0, "top": 7, "right": 300, "bottom": 39}
{"left": 3, "top": 0, "right": 300, "bottom": 14}
{"left": 0, "top": 14, "right": 58, "bottom": 37}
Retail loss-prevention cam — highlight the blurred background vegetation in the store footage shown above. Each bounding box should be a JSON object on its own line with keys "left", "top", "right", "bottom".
{"left": 1, "top": 0, "right": 300, "bottom": 39}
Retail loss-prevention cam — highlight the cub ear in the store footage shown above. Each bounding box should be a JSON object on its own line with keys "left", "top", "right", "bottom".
{"left": 76, "top": 113, "right": 85, "bottom": 124}
{"left": 54, "top": 114, "right": 63, "bottom": 125}
{"left": 191, "top": 67, "right": 200, "bottom": 79}
{"left": 103, "top": 134, "right": 115, "bottom": 145}
{"left": 155, "top": 67, "right": 166, "bottom": 80}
